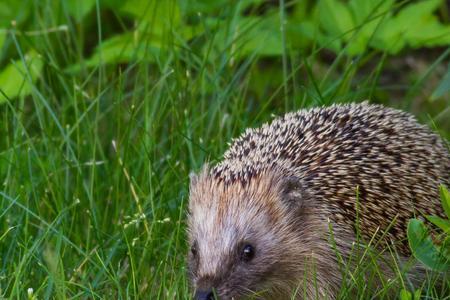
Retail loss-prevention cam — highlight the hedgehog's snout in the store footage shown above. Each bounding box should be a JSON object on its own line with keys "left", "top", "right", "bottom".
{"left": 194, "top": 289, "right": 215, "bottom": 300}
{"left": 194, "top": 276, "right": 218, "bottom": 300}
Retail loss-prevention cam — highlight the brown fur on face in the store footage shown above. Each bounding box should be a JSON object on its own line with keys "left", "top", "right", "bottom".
{"left": 188, "top": 166, "right": 345, "bottom": 299}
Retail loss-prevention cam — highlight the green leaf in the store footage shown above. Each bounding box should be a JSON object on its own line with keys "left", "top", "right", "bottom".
{"left": 407, "top": 21, "right": 450, "bottom": 48}
{"left": 0, "top": 0, "right": 32, "bottom": 61}
{"left": 291, "top": 0, "right": 310, "bottom": 22}
{"left": 0, "top": 0, "right": 31, "bottom": 27}
{"left": 399, "top": 289, "right": 422, "bottom": 300}
{"left": 208, "top": 16, "right": 284, "bottom": 59}
{"left": 120, "top": 0, "right": 181, "bottom": 34}
{"left": 0, "top": 0, "right": 30, "bottom": 58}
{"left": 317, "top": 0, "right": 354, "bottom": 38}
{"left": 425, "top": 215, "right": 450, "bottom": 233}
{"left": 399, "top": 289, "right": 413, "bottom": 300}
{"left": 391, "top": 0, "right": 442, "bottom": 36}
{"left": 65, "top": 0, "right": 96, "bottom": 21}
{"left": 400, "top": 289, "right": 413, "bottom": 300}
{"left": 0, "top": 51, "right": 43, "bottom": 103}
{"left": 371, "top": 17, "right": 405, "bottom": 54}
{"left": 66, "top": 33, "right": 160, "bottom": 71}
{"left": 290, "top": 21, "right": 342, "bottom": 53}
{"left": 440, "top": 185, "right": 450, "bottom": 219}
{"left": 407, "top": 219, "right": 450, "bottom": 272}
{"left": 348, "top": 0, "right": 394, "bottom": 25}
{"left": 431, "top": 64, "right": 450, "bottom": 100}
{"left": 238, "top": 17, "right": 284, "bottom": 57}
{"left": 372, "top": 0, "right": 444, "bottom": 54}
{"left": 345, "top": 0, "right": 394, "bottom": 55}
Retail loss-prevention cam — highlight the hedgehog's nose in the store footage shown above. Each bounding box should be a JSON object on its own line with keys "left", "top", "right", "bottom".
{"left": 194, "top": 289, "right": 215, "bottom": 300}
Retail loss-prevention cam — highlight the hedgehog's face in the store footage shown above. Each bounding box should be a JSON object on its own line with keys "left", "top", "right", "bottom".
{"left": 187, "top": 169, "right": 309, "bottom": 299}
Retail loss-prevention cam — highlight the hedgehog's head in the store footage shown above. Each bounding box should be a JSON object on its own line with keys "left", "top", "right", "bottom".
{"left": 187, "top": 166, "right": 327, "bottom": 299}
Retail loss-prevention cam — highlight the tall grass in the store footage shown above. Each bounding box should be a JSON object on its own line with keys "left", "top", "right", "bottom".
{"left": 0, "top": 0, "right": 449, "bottom": 299}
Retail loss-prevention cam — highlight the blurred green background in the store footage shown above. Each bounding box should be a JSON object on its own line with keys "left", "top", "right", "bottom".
{"left": 0, "top": 0, "right": 449, "bottom": 298}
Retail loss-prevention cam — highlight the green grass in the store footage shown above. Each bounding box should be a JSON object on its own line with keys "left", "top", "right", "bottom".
{"left": 0, "top": 0, "right": 449, "bottom": 299}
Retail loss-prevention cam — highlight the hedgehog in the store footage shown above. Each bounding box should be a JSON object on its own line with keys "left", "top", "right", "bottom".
{"left": 187, "top": 102, "right": 450, "bottom": 300}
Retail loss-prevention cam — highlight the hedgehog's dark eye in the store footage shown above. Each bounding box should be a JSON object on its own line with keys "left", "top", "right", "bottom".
{"left": 191, "top": 242, "right": 198, "bottom": 257}
{"left": 241, "top": 244, "right": 255, "bottom": 262}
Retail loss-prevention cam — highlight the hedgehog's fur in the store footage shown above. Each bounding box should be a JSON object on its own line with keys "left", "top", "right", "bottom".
{"left": 187, "top": 102, "right": 450, "bottom": 300}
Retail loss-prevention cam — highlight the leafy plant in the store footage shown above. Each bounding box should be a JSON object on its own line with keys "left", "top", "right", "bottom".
{"left": 304, "top": 0, "right": 450, "bottom": 55}
{"left": 408, "top": 184, "right": 450, "bottom": 271}
{"left": 399, "top": 288, "right": 422, "bottom": 300}
{"left": 0, "top": 51, "right": 42, "bottom": 103}
{"left": 1, "top": 0, "right": 450, "bottom": 103}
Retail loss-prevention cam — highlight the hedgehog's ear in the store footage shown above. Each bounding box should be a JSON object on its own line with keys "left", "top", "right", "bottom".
{"left": 279, "top": 176, "right": 305, "bottom": 210}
